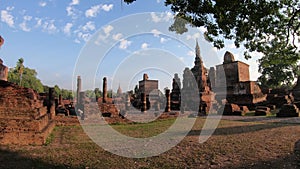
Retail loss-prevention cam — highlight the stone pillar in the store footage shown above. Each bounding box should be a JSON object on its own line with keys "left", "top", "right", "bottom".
{"left": 48, "top": 87, "right": 55, "bottom": 119}
{"left": 78, "top": 91, "right": 85, "bottom": 120}
{"left": 0, "top": 59, "right": 8, "bottom": 81}
{"left": 125, "top": 92, "right": 131, "bottom": 110}
{"left": 59, "top": 94, "right": 63, "bottom": 105}
{"left": 102, "top": 77, "right": 107, "bottom": 103}
{"left": 76, "top": 76, "right": 81, "bottom": 106}
{"left": 141, "top": 93, "right": 147, "bottom": 112}
{"left": 0, "top": 36, "right": 4, "bottom": 48}
{"left": 165, "top": 89, "right": 171, "bottom": 112}
{"left": 208, "top": 67, "right": 216, "bottom": 90}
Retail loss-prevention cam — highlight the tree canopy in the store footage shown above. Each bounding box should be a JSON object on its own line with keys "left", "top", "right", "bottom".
{"left": 8, "top": 58, "right": 44, "bottom": 93}
{"left": 124, "top": 0, "right": 300, "bottom": 88}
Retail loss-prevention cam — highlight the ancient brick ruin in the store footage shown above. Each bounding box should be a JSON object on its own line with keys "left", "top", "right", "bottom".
{"left": 0, "top": 80, "right": 55, "bottom": 145}
{"left": 213, "top": 51, "right": 266, "bottom": 111}
{"left": 180, "top": 41, "right": 216, "bottom": 114}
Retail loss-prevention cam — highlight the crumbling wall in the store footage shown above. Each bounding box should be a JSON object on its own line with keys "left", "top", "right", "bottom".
{"left": 0, "top": 80, "right": 55, "bottom": 145}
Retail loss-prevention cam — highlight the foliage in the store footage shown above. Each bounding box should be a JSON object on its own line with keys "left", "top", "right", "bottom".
{"left": 54, "top": 85, "right": 60, "bottom": 97}
{"left": 8, "top": 58, "right": 44, "bottom": 93}
{"left": 258, "top": 40, "right": 300, "bottom": 88}
{"left": 124, "top": 0, "right": 300, "bottom": 87}
{"left": 94, "top": 88, "right": 102, "bottom": 99}
{"left": 61, "top": 89, "right": 74, "bottom": 100}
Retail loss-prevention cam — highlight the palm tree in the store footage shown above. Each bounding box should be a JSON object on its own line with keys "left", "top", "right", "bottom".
{"left": 17, "top": 58, "right": 24, "bottom": 86}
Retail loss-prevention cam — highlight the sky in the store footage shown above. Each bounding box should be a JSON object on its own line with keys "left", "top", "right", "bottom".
{"left": 0, "top": 0, "right": 262, "bottom": 92}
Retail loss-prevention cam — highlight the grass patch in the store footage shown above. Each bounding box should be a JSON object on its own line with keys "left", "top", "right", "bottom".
{"left": 111, "top": 118, "right": 177, "bottom": 138}
{"left": 44, "top": 132, "right": 54, "bottom": 146}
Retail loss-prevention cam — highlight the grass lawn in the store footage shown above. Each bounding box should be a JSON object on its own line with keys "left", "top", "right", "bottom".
{"left": 0, "top": 117, "right": 300, "bottom": 169}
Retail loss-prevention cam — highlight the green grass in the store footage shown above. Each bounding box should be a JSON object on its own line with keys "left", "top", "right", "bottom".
{"left": 112, "top": 118, "right": 177, "bottom": 138}
{"left": 44, "top": 132, "right": 54, "bottom": 146}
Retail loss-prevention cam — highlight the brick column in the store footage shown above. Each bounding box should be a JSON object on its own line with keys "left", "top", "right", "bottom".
{"left": 141, "top": 93, "right": 147, "bottom": 112}
{"left": 165, "top": 89, "right": 171, "bottom": 112}
{"left": 102, "top": 77, "right": 107, "bottom": 103}
{"left": 76, "top": 76, "right": 81, "bottom": 106}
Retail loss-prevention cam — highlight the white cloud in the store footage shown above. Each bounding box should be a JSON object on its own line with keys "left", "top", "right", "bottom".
{"left": 150, "top": 12, "right": 173, "bottom": 23}
{"left": 42, "top": 20, "right": 58, "bottom": 34}
{"left": 82, "top": 21, "right": 95, "bottom": 32}
{"left": 66, "top": 6, "right": 73, "bottom": 16}
{"left": 24, "top": 15, "right": 32, "bottom": 21}
{"left": 1, "top": 8, "right": 14, "bottom": 27}
{"left": 39, "top": 1, "right": 47, "bottom": 7}
{"left": 113, "top": 33, "right": 123, "bottom": 41}
{"left": 187, "top": 50, "right": 195, "bottom": 56}
{"left": 85, "top": 5, "right": 101, "bottom": 18}
{"left": 74, "top": 39, "right": 81, "bottom": 44}
{"left": 63, "top": 23, "right": 73, "bottom": 35}
{"left": 119, "top": 39, "right": 132, "bottom": 49}
{"left": 6, "top": 6, "right": 14, "bottom": 11}
{"left": 101, "top": 4, "right": 113, "bottom": 12}
{"left": 19, "top": 22, "right": 30, "bottom": 32}
{"left": 103, "top": 25, "right": 113, "bottom": 36}
{"left": 186, "top": 32, "right": 201, "bottom": 40}
{"left": 227, "top": 43, "right": 236, "bottom": 49}
{"left": 151, "top": 12, "right": 160, "bottom": 23}
{"left": 85, "top": 4, "right": 113, "bottom": 18}
{"left": 35, "top": 18, "right": 42, "bottom": 27}
{"left": 66, "top": 6, "right": 81, "bottom": 19}
{"left": 160, "top": 37, "right": 168, "bottom": 43}
{"left": 70, "top": 0, "right": 79, "bottom": 5}
{"left": 198, "top": 27, "right": 207, "bottom": 32}
{"left": 141, "top": 43, "right": 149, "bottom": 49}
{"left": 151, "top": 29, "right": 161, "bottom": 37}
{"left": 157, "top": 0, "right": 162, "bottom": 3}
{"left": 77, "top": 32, "right": 91, "bottom": 42}
{"left": 19, "top": 15, "right": 32, "bottom": 32}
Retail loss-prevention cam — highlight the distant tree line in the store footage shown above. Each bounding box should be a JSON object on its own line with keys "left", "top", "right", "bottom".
{"left": 8, "top": 58, "right": 73, "bottom": 99}
{"left": 7, "top": 58, "right": 123, "bottom": 100}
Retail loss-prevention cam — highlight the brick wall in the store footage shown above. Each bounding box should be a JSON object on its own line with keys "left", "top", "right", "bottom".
{"left": 0, "top": 80, "right": 55, "bottom": 145}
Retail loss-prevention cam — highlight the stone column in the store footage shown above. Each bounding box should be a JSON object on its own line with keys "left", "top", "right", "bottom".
{"left": 78, "top": 91, "right": 85, "bottom": 120}
{"left": 0, "top": 59, "right": 8, "bottom": 81}
{"left": 141, "top": 93, "right": 147, "bottom": 112}
{"left": 76, "top": 76, "right": 81, "bottom": 106}
{"left": 125, "top": 92, "right": 131, "bottom": 110}
{"left": 102, "top": 77, "right": 107, "bottom": 103}
{"left": 165, "top": 89, "right": 171, "bottom": 112}
{"left": 59, "top": 94, "right": 63, "bottom": 105}
{"left": 48, "top": 87, "right": 55, "bottom": 119}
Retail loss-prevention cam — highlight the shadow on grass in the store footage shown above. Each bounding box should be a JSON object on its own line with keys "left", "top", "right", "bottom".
{"left": 188, "top": 121, "right": 298, "bottom": 136}
{"left": 228, "top": 140, "right": 300, "bottom": 169}
{"left": 0, "top": 148, "right": 76, "bottom": 169}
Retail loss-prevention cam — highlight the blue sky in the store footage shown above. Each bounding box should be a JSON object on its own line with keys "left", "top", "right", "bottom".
{"left": 0, "top": 0, "right": 261, "bottom": 91}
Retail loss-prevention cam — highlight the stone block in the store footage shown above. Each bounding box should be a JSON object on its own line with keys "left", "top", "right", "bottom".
{"left": 277, "top": 104, "right": 300, "bottom": 117}
{"left": 255, "top": 106, "right": 271, "bottom": 116}
{"left": 223, "top": 103, "right": 241, "bottom": 115}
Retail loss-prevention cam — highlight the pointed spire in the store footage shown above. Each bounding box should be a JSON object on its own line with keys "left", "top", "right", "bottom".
{"left": 195, "top": 39, "right": 200, "bottom": 58}
{"left": 117, "top": 83, "right": 122, "bottom": 95}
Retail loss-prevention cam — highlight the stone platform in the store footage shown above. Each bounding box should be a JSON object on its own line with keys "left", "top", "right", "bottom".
{"left": 0, "top": 80, "right": 55, "bottom": 145}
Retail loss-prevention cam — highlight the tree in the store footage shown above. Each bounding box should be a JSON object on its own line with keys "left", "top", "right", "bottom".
{"left": 54, "top": 85, "right": 60, "bottom": 97}
{"left": 124, "top": 0, "right": 300, "bottom": 87}
{"left": 8, "top": 58, "right": 44, "bottom": 93}
{"left": 94, "top": 88, "right": 102, "bottom": 100}
{"left": 61, "top": 89, "right": 74, "bottom": 100}
{"left": 17, "top": 58, "right": 24, "bottom": 85}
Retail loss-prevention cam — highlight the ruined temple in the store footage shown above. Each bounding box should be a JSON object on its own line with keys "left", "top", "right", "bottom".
{"left": 0, "top": 80, "right": 55, "bottom": 145}
{"left": 138, "top": 74, "right": 159, "bottom": 111}
{"left": 213, "top": 51, "right": 266, "bottom": 109}
{"left": 170, "top": 73, "right": 181, "bottom": 110}
{"left": 0, "top": 58, "right": 8, "bottom": 81}
{"left": 181, "top": 41, "right": 215, "bottom": 114}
